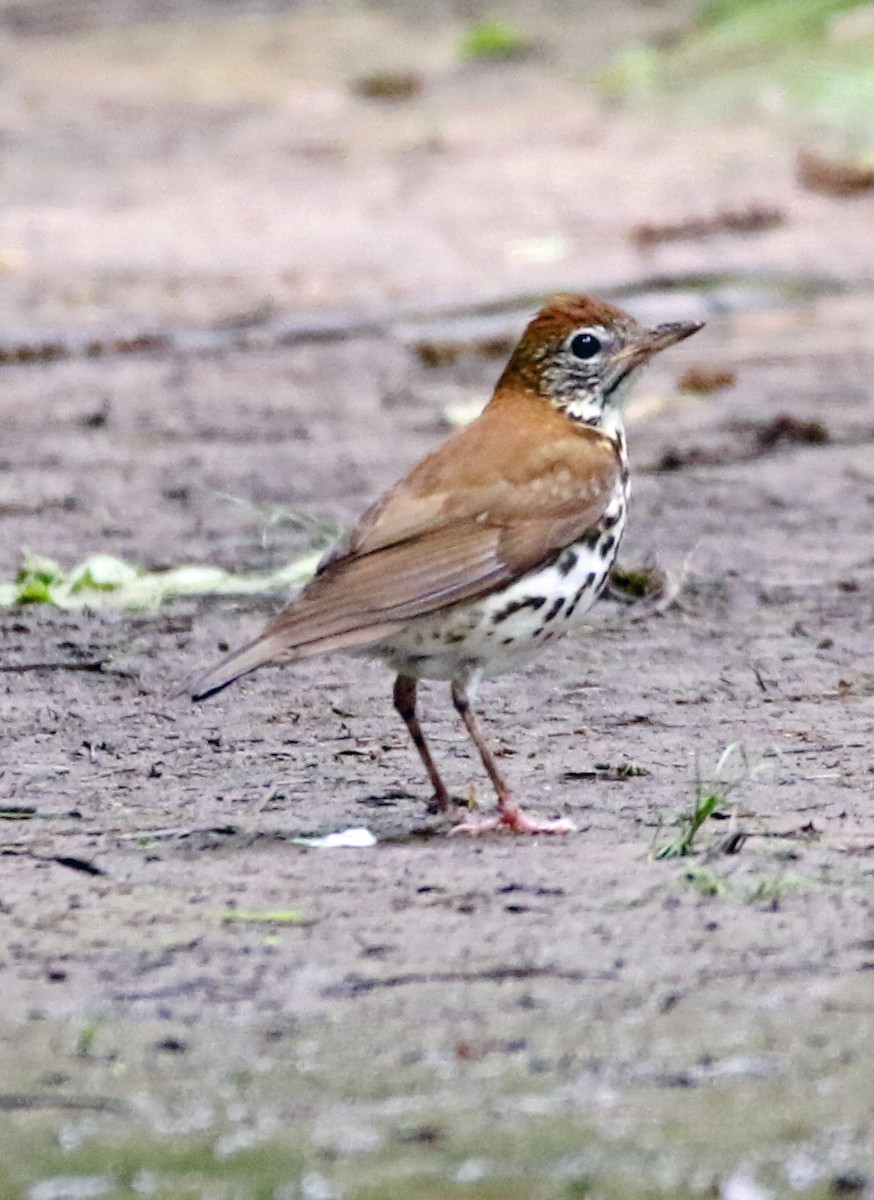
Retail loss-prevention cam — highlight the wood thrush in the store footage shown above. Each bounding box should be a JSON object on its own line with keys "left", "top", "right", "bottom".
{"left": 192, "top": 295, "right": 702, "bottom": 834}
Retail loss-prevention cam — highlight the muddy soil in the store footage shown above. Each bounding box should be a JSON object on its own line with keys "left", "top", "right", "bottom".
{"left": 0, "top": 4, "right": 872, "bottom": 1198}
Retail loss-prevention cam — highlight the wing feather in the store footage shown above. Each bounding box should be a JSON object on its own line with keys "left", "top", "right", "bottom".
{"left": 192, "top": 392, "right": 621, "bottom": 700}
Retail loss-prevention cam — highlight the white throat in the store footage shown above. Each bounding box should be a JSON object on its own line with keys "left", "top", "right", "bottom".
{"left": 596, "top": 406, "right": 626, "bottom": 445}
{"left": 563, "top": 395, "right": 626, "bottom": 442}
{"left": 563, "top": 365, "right": 640, "bottom": 436}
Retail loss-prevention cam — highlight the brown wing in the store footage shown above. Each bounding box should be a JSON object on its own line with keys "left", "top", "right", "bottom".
{"left": 191, "top": 389, "right": 619, "bottom": 699}
{"left": 320, "top": 387, "right": 616, "bottom": 565}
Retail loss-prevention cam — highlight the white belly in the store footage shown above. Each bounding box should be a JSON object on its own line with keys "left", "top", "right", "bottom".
{"left": 371, "top": 491, "right": 628, "bottom": 681}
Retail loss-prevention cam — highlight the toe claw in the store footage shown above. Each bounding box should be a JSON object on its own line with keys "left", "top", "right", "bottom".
{"left": 448, "top": 803, "right": 575, "bottom": 836}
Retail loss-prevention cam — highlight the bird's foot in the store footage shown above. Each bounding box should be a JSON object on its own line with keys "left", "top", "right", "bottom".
{"left": 425, "top": 788, "right": 453, "bottom": 816}
{"left": 449, "top": 802, "right": 576, "bottom": 836}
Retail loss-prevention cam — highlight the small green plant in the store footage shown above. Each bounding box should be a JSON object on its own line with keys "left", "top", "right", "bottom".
{"left": 0, "top": 549, "right": 322, "bottom": 611}
{"left": 653, "top": 743, "right": 749, "bottom": 859}
{"left": 615, "top": 763, "right": 648, "bottom": 779}
{"left": 698, "top": 0, "right": 867, "bottom": 45}
{"left": 75, "top": 1016, "right": 105, "bottom": 1057}
{"left": 0, "top": 493, "right": 339, "bottom": 610}
{"left": 608, "top": 563, "right": 664, "bottom": 600}
{"left": 219, "top": 910, "right": 304, "bottom": 925}
{"left": 460, "top": 18, "right": 529, "bottom": 62}
{"left": 746, "top": 873, "right": 807, "bottom": 906}
{"left": 595, "top": 0, "right": 874, "bottom": 142}
{"left": 14, "top": 553, "right": 65, "bottom": 603}
{"left": 211, "top": 491, "right": 339, "bottom": 552}
{"left": 679, "top": 865, "right": 727, "bottom": 896}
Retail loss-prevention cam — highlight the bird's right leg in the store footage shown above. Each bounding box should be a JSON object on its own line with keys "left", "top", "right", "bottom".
{"left": 393, "top": 674, "right": 452, "bottom": 814}
{"left": 448, "top": 675, "right": 576, "bottom": 835}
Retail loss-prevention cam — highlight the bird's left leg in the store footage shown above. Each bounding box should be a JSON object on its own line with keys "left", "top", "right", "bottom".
{"left": 448, "top": 675, "right": 576, "bottom": 835}
{"left": 393, "top": 673, "right": 452, "bottom": 814}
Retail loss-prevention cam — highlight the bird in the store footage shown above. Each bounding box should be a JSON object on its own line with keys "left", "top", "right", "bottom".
{"left": 192, "top": 294, "right": 703, "bottom": 834}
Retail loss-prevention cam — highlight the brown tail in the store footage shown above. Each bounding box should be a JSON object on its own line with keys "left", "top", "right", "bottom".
{"left": 190, "top": 622, "right": 400, "bottom": 702}
{"left": 190, "top": 633, "right": 286, "bottom": 701}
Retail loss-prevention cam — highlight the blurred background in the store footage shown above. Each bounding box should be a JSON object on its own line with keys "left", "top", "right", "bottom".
{"left": 1, "top": 0, "right": 872, "bottom": 337}
{"left": 2, "top": 7, "right": 874, "bottom": 1200}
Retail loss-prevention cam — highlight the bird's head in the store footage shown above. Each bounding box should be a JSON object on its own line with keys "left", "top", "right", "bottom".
{"left": 498, "top": 294, "right": 703, "bottom": 427}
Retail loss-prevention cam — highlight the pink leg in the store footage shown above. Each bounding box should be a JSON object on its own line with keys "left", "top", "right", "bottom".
{"left": 447, "top": 678, "right": 576, "bottom": 836}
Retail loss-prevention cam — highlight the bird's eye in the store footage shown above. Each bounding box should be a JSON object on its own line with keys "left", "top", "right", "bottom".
{"left": 569, "top": 331, "right": 602, "bottom": 360}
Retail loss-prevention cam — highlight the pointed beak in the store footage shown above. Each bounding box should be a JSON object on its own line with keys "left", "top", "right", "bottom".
{"left": 614, "top": 318, "right": 704, "bottom": 374}
{"left": 601, "top": 318, "right": 704, "bottom": 402}
{"left": 647, "top": 319, "right": 705, "bottom": 352}
{"left": 612, "top": 320, "right": 704, "bottom": 375}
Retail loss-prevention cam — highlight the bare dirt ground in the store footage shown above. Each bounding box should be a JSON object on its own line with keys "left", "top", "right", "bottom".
{"left": 0, "top": 3, "right": 872, "bottom": 1198}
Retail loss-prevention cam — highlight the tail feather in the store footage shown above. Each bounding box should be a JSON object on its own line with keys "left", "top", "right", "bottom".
{"left": 190, "top": 621, "right": 401, "bottom": 702}
{"left": 190, "top": 634, "right": 284, "bottom": 701}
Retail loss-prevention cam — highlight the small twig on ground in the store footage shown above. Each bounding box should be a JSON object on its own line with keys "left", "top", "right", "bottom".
{"left": 797, "top": 150, "right": 874, "bottom": 198}
{"left": 0, "top": 660, "right": 107, "bottom": 673}
{"left": 323, "top": 963, "right": 614, "bottom": 999}
{"left": 631, "top": 204, "right": 784, "bottom": 248}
